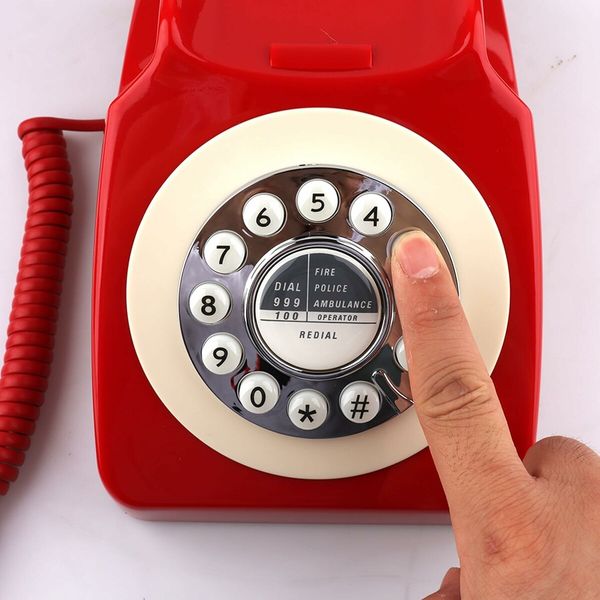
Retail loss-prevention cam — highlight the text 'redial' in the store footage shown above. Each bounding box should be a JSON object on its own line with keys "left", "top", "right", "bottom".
{"left": 251, "top": 246, "right": 384, "bottom": 373}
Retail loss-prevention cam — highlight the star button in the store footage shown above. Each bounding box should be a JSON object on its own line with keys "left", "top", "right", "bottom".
{"left": 298, "top": 404, "right": 317, "bottom": 423}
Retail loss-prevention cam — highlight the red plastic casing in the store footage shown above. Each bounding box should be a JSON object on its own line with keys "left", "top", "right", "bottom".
{"left": 93, "top": 0, "right": 541, "bottom": 522}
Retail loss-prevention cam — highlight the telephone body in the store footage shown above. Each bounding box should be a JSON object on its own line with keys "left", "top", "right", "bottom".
{"left": 92, "top": 0, "right": 541, "bottom": 521}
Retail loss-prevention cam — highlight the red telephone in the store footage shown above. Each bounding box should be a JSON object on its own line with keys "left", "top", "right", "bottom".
{"left": 0, "top": 0, "right": 541, "bottom": 523}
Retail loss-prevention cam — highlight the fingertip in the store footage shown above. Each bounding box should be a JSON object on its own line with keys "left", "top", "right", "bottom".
{"left": 422, "top": 568, "right": 461, "bottom": 599}
{"left": 392, "top": 230, "right": 441, "bottom": 280}
{"left": 440, "top": 567, "right": 461, "bottom": 588}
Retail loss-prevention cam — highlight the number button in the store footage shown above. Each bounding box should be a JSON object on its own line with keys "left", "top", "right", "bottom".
{"left": 394, "top": 338, "right": 408, "bottom": 372}
{"left": 339, "top": 382, "right": 381, "bottom": 423}
{"left": 287, "top": 390, "right": 328, "bottom": 430}
{"left": 296, "top": 179, "right": 340, "bottom": 223}
{"left": 242, "top": 193, "right": 286, "bottom": 237}
{"left": 203, "top": 231, "right": 247, "bottom": 274}
{"left": 348, "top": 193, "right": 393, "bottom": 236}
{"left": 237, "top": 372, "right": 280, "bottom": 414}
{"left": 189, "top": 282, "right": 231, "bottom": 324}
{"left": 201, "top": 333, "right": 244, "bottom": 375}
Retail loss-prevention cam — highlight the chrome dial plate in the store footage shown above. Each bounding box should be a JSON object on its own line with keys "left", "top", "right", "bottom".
{"left": 178, "top": 166, "right": 456, "bottom": 439}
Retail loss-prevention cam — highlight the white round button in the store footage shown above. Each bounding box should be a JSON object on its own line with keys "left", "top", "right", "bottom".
{"left": 203, "top": 231, "right": 247, "bottom": 274}
{"left": 296, "top": 179, "right": 340, "bottom": 223}
{"left": 237, "top": 372, "right": 280, "bottom": 414}
{"left": 242, "top": 193, "right": 286, "bottom": 237}
{"left": 339, "top": 382, "right": 381, "bottom": 423}
{"left": 189, "top": 282, "right": 231, "bottom": 324}
{"left": 394, "top": 338, "right": 408, "bottom": 371}
{"left": 287, "top": 390, "right": 328, "bottom": 430}
{"left": 349, "top": 193, "right": 393, "bottom": 236}
{"left": 201, "top": 334, "right": 244, "bottom": 374}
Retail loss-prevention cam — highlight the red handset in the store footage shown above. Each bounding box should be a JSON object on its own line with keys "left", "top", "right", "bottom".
{"left": 1, "top": 0, "right": 540, "bottom": 524}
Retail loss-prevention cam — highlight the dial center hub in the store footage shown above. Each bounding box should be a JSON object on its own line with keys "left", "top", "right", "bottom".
{"left": 246, "top": 240, "right": 390, "bottom": 376}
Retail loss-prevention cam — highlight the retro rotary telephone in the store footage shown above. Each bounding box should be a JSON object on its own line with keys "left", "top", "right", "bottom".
{"left": 0, "top": 0, "right": 541, "bottom": 522}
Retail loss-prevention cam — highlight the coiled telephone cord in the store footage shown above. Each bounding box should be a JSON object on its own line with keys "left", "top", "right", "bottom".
{"left": 0, "top": 117, "right": 104, "bottom": 496}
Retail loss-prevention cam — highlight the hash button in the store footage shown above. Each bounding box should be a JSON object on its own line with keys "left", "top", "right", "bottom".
{"left": 339, "top": 382, "right": 381, "bottom": 423}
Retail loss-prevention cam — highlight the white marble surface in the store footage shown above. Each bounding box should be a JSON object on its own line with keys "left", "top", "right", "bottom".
{"left": 0, "top": 2, "right": 598, "bottom": 598}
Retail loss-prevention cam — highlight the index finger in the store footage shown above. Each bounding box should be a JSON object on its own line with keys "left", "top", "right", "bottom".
{"left": 391, "top": 231, "right": 529, "bottom": 523}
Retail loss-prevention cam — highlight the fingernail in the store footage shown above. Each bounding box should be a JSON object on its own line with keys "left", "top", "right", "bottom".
{"left": 393, "top": 231, "right": 440, "bottom": 279}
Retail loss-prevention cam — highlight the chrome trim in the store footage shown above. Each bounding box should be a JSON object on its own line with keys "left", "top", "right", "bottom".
{"left": 372, "top": 368, "right": 414, "bottom": 414}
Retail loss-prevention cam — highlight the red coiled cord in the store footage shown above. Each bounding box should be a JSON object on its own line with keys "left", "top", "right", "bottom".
{"left": 0, "top": 117, "right": 104, "bottom": 496}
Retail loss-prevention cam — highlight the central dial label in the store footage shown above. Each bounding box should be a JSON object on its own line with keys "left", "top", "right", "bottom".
{"left": 250, "top": 245, "right": 385, "bottom": 373}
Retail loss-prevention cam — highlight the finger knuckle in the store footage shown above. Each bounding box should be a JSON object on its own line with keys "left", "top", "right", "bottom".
{"left": 479, "top": 489, "right": 557, "bottom": 569}
{"left": 528, "top": 436, "right": 600, "bottom": 480}
{"left": 480, "top": 523, "right": 555, "bottom": 573}
{"left": 418, "top": 362, "right": 496, "bottom": 422}
{"left": 535, "top": 436, "right": 594, "bottom": 463}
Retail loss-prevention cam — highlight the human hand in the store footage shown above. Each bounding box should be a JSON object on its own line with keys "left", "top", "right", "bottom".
{"left": 391, "top": 231, "right": 600, "bottom": 600}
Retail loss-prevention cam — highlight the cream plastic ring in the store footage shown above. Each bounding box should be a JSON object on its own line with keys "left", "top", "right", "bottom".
{"left": 127, "top": 108, "right": 510, "bottom": 480}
